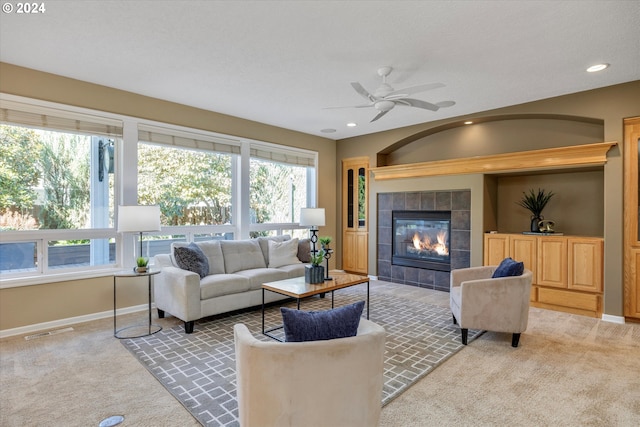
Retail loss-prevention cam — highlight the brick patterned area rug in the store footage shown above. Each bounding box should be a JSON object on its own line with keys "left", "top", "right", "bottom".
{"left": 122, "top": 286, "right": 482, "bottom": 427}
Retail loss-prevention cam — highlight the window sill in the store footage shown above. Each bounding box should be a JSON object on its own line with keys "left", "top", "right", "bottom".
{"left": 0, "top": 267, "right": 125, "bottom": 289}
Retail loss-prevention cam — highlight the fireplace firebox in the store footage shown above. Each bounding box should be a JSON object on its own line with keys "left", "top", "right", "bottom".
{"left": 392, "top": 210, "right": 451, "bottom": 272}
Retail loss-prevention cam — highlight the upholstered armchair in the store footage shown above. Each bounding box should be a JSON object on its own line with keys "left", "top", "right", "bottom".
{"left": 450, "top": 265, "right": 533, "bottom": 347}
{"left": 233, "top": 318, "right": 386, "bottom": 427}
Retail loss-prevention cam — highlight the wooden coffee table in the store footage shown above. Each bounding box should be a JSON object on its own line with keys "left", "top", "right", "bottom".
{"left": 262, "top": 270, "right": 370, "bottom": 341}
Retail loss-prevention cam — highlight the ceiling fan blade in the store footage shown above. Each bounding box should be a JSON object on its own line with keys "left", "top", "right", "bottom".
{"left": 397, "top": 98, "right": 440, "bottom": 111}
{"left": 351, "top": 82, "right": 377, "bottom": 103}
{"left": 387, "top": 82, "right": 445, "bottom": 97}
{"left": 435, "top": 100, "right": 456, "bottom": 108}
{"left": 370, "top": 109, "right": 390, "bottom": 122}
{"left": 323, "top": 103, "right": 373, "bottom": 109}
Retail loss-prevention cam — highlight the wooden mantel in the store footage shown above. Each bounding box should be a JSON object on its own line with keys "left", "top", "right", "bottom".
{"left": 370, "top": 142, "right": 618, "bottom": 180}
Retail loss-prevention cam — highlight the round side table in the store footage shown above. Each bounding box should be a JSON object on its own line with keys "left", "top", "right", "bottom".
{"left": 113, "top": 270, "right": 162, "bottom": 339}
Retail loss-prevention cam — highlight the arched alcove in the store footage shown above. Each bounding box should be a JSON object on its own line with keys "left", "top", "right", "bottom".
{"left": 376, "top": 114, "right": 604, "bottom": 167}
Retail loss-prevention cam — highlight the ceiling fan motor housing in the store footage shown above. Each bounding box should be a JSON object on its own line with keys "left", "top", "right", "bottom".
{"left": 375, "top": 100, "right": 395, "bottom": 112}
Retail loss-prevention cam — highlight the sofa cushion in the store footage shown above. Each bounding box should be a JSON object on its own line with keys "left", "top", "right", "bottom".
{"left": 281, "top": 301, "right": 365, "bottom": 342}
{"left": 492, "top": 257, "right": 525, "bottom": 278}
{"left": 195, "top": 240, "right": 226, "bottom": 275}
{"left": 236, "top": 268, "right": 289, "bottom": 290}
{"left": 221, "top": 240, "right": 266, "bottom": 273}
{"left": 297, "top": 238, "right": 311, "bottom": 263}
{"left": 257, "top": 235, "right": 290, "bottom": 266}
{"left": 268, "top": 238, "right": 301, "bottom": 268}
{"left": 174, "top": 243, "right": 209, "bottom": 279}
{"left": 200, "top": 274, "right": 251, "bottom": 299}
{"left": 276, "top": 263, "right": 307, "bottom": 278}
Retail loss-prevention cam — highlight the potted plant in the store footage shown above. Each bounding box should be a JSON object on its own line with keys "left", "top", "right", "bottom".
{"left": 305, "top": 249, "right": 325, "bottom": 284}
{"left": 135, "top": 256, "right": 149, "bottom": 273}
{"left": 516, "top": 188, "right": 555, "bottom": 232}
{"left": 319, "top": 236, "right": 332, "bottom": 250}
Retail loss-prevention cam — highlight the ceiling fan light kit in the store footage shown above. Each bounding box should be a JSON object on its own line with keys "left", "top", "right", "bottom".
{"left": 328, "top": 66, "right": 455, "bottom": 122}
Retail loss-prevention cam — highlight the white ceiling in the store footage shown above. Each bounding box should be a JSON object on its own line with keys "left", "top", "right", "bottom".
{"left": 1, "top": 1, "right": 639, "bottom": 140}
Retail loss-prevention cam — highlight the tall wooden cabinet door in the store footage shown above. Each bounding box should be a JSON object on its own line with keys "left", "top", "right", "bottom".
{"left": 627, "top": 249, "right": 640, "bottom": 319}
{"left": 342, "top": 157, "right": 368, "bottom": 274}
{"left": 568, "top": 237, "right": 603, "bottom": 292}
{"left": 484, "top": 234, "right": 510, "bottom": 265}
{"left": 510, "top": 235, "right": 537, "bottom": 283}
{"left": 623, "top": 117, "right": 640, "bottom": 320}
{"left": 537, "top": 237, "right": 567, "bottom": 288}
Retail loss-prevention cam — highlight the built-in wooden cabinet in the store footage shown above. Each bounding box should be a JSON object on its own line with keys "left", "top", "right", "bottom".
{"left": 342, "top": 157, "right": 368, "bottom": 275}
{"left": 484, "top": 233, "right": 603, "bottom": 317}
{"left": 623, "top": 117, "right": 640, "bottom": 321}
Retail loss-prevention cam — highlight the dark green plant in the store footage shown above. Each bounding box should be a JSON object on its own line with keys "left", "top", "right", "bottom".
{"left": 516, "top": 188, "right": 555, "bottom": 217}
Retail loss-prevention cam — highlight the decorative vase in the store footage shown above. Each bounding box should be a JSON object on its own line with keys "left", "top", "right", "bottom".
{"left": 530, "top": 215, "right": 542, "bottom": 233}
{"left": 305, "top": 265, "right": 324, "bottom": 284}
{"left": 134, "top": 266, "right": 148, "bottom": 274}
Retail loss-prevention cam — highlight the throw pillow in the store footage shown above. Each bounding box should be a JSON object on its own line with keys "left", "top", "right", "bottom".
{"left": 492, "top": 257, "right": 524, "bottom": 278}
{"left": 281, "top": 300, "right": 365, "bottom": 342}
{"left": 174, "top": 243, "right": 209, "bottom": 279}
{"left": 297, "top": 238, "right": 311, "bottom": 263}
{"left": 268, "top": 238, "right": 301, "bottom": 268}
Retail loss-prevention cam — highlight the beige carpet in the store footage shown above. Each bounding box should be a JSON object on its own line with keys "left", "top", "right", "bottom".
{"left": 1, "top": 280, "right": 639, "bottom": 426}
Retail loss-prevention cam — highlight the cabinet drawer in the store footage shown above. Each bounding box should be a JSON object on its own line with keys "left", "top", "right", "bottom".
{"left": 538, "top": 287, "right": 600, "bottom": 311}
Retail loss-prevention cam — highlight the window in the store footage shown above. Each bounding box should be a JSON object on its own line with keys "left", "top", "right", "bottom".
{"left": 1, "top": 99, "right": 121, "bottom": 277}
{"left": 0, "top": 96, "right": 318, "bottom": 283}
{"left": 249, "top": 143, "right": 315, "bottom": 237}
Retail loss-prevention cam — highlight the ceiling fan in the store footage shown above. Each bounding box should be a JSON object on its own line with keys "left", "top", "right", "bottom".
{"left": 329, "top": 66, "right": 455, "bottom": 122}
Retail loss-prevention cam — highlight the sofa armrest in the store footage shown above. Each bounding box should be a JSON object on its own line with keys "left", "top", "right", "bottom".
{"left": 153, "top": 265, "right": 202, "bottom": 322}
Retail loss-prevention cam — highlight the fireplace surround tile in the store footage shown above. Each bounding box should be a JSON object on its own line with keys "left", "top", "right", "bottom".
{"left": 377, "top": 190, "right": 471, "bottom": 291}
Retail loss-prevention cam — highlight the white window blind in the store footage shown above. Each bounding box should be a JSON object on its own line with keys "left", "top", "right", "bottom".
{"left": 250, "top": 144, "right": 315, "bottom": 167}
{"left": 0, "top": 100, "right": 123, "bottom": 137}
{"left": 138, "top": 124, "right": 241, "bottom": 154}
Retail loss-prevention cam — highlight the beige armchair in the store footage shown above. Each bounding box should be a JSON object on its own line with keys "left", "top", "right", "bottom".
{"left": 233, "top": 318, "right": 386, "bottom": 427}
{"left": 450, "top": 266, "right": 533, "bottom": 347}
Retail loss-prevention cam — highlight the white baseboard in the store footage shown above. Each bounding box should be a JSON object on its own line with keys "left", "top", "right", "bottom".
{"left": 0, "top": 304, "right": 151, "bottom": 339}
{"left": 369, "top": 275, "right": 379, "bottom": 281}
{"left": 601, "top": 314, "right": 626, "bottom": 324}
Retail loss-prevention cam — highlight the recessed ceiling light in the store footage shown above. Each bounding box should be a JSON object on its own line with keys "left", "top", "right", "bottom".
{"left": 464, "top": 121, "right": 473, "bottom": 125}
{"left": 586, "top": 63, "right": 609, "bottom": 73}
{"left": 320, "top": 128, "right": 336, "bottom": 133}
{"left": 347, "top": 122, "right": 357, "bottom": 127}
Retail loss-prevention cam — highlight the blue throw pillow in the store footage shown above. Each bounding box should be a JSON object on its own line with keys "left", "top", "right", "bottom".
{"left": 174, "top": 243, "right": 209, "bottom": 279}
{"left": 281, "top": 301, "right": 365, "bottom": 342}
{"left": 492, "top": 257, "right": 524, "bottom": 278}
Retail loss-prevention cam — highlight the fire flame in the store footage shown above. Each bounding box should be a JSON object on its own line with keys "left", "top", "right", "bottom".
{"left": 412, "top": 231, "right": 449, "bottom": 256}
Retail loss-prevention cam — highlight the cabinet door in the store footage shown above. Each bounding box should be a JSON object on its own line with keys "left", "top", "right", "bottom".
{"left": 623, "top": 117, "right": 640, "bottom": 320}
{"left": 537, "top": 237, "right": 567, "bottom": 288}
{"left": 627, "top": 249, "right": 640, "bottom": 319}
{"left": 510, "top": 235, "right": 537, "bottom": 283}
{"left": 568, "top": 238, "right": 603, "bottom": 292}
{"left": 342, "top": 157, "right": 368, "bottom": 274}
{"left": 484, "top": 234, "right": 510, "bottom": 266}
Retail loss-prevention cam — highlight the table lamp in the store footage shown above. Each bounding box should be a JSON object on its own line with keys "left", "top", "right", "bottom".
{"left": 299, "top": 207, "right": 325, "bottom": 259}
{"left": 117, "top": 205, "right": 161, "bottom": 267}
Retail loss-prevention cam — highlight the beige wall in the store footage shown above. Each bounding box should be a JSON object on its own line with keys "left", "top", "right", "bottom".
{"left": 337, "top": 80, "right": 640, "bottom": 317}
{"left": 0, "top": 62, "right": 337, "bottom": 332}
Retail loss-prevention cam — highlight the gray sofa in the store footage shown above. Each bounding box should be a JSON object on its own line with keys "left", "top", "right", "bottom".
{"left": 154, "top": 235, "right": 309, "bottom": 333}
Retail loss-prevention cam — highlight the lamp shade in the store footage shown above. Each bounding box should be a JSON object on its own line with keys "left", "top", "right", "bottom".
{"left": 299, "top": 208, "right": 325, "bottom": 227}
{"left": 117, "top": 205, "right": 161, "bottom": 233}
